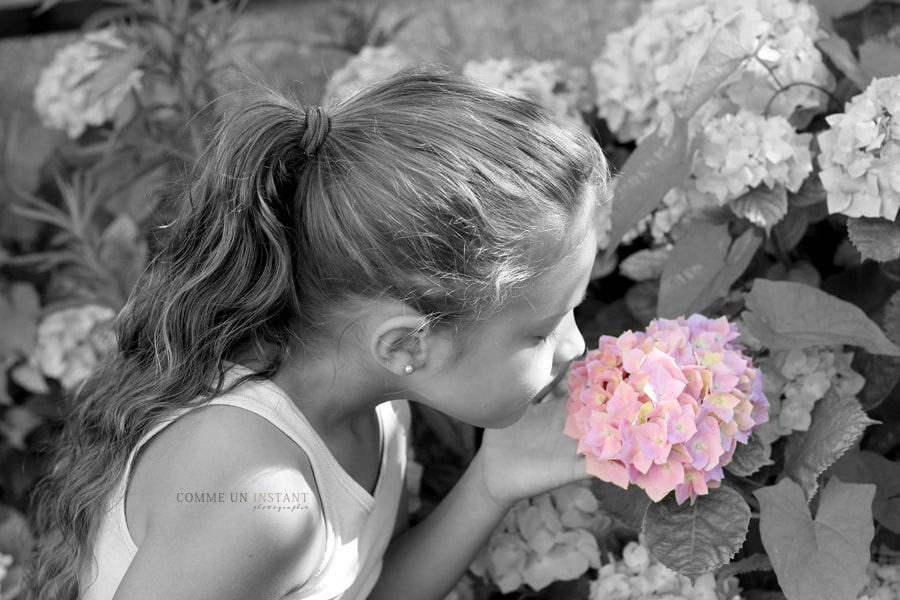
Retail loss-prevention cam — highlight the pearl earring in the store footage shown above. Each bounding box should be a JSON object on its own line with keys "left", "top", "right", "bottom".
{"left": 403, "top": 365, "right": 414, "bottom": 375}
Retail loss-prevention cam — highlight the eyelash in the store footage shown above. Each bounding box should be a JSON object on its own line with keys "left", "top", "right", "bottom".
{"left": 535, "top": 330, "right": 559, "bottom": 345}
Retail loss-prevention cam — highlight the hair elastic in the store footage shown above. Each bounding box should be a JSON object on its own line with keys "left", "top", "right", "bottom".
{"left": 301, "top": 106, "right": 331, "bottom": 157}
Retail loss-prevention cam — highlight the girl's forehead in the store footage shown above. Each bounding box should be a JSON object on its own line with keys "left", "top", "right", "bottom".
{"left": 506, "top": 222, "right": 598, "bottom": 319}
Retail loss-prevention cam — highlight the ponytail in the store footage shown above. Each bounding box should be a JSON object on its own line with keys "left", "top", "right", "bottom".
{"left": 26, "top": 89, "right": 333, "bottom": 600}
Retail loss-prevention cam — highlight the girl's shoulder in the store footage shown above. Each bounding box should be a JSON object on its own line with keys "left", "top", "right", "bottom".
{"left": 123, "top": 401, "right": 327, "bottom": 591}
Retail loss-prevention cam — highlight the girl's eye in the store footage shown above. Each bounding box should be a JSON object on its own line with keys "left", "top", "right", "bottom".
{"left": 534, "top": 330, "right": 559, "bottom": 345}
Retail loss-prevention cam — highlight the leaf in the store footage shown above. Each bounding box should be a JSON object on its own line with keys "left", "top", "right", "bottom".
{"left": 658, "top": 223, "right": 761, "bottom": 319}
{"left": 605, "top": 116, "right": 693, "bottom": 253}
{"left": 725, "top": 435, "right": 773, "bottom": 477}
{"left": 859, "top": 38, "right": 900, "bottom": 78}
{"left": 771, "top": 205, "right": 809, "bottom": 254}
{"left": 847, "top": 217, "right": 900, "bottom": 263}
{"left": 680, "top": 16, "right": 755, "bottom": 118}
{"left": 0, "top": 406, "right": 44, "bottom": 451}
{"left": 730, "top": 185, "right": 788, "bottom": 234}
{"left": 816, "top": 36, "right": 873, "bottom": 92}
{"left": 624, "top": 280, "right": 659, "bottom": 325}
{"left": 811, "top": 0, "right": 876, "bottom": 26}
{"left": 788, "top": 173, "right": 827, "bottom": 208}
{"left": 717, "top": 553, "right": 773, "bottom": 580}
{"left": 782, "top": 389, "right": 877, "bottom": 501}
{"left": 619, "top": 246, "right": 672, "bottom": 282}
{"left": 658, "top": 222, "right": 730, "bottom": 318}
{"left": 642, "top": 485, "right": 750, "bottom": 582}
{"left": 98, "top": 215, "right": 149, "bottom": 303}
{"left": 886, "top": 290, "right": 900, "bottom": 344}
{"left": 10, "top": 363, "right": 50, "bottom": 395}
{"left": 754, "top": 477, "right": 875, "bottom": 600}
{"left": 742, "top": 279, "right": 900, "bottom": 356}
{"left": 3, "top": 119, "right": 60, "bottom": 193}
{"left": 827, "top": 450, "right": 900, "bottom": 533}
{"left": 0, "top": 506, "right": 33, "bottom": 562}
{"left": 84, "top": 46, "right": 144, "bottom": 105}
{"left": 851, "top": 348, "right": 900, "bottom": 411}
{"left": 590, "top": 480, "right": 650, "bottom": 531}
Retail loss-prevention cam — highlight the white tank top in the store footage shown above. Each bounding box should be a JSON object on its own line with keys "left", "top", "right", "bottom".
{"left": 79, "top": 367, "right": 409, "bottom": 599}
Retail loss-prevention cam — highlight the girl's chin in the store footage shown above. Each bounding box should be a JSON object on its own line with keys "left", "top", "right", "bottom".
{"left": 484, "top": 404, "right": 529, "bottom": 429}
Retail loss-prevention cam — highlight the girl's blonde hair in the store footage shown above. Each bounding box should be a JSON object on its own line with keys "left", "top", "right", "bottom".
{"left": 26, "top": 66, "right": 610, "bottom": 599}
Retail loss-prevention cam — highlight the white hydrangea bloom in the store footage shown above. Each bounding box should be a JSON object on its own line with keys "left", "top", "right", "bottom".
{"left": 0, "top": 553, "right": 13, "bottom": 588}
{"left": 470, "top": 481, "right": 609, "bottom": 593}
{"left": 817, "top": 75, "right": 900, "bottom": 220}
{"left": 861, "top": 560, "right": 900, "bottom": 600}
{"left": 588, "top": 540, "right": 743, "bottom": 600}
{"left": 692, "top": 110, "right": 813, "bottom": 205}
{"left": 463, "top": 58, "right": 592, "bottom": 133}
{"left": 723, "top": 0, "right": 834, "bottom": 119}
{"left": 593, "top": 0, "right": 832, "bottom": 142}
{"left": 754, "top": 346, "right": 865, "bottom": 444}
{"left": 322, "top": 45, "right": 414, "bottom": 105}
{"left": 30, "top": 304, "right": 117, "bottom": 390}
{"left": 33, "top": 28, "right": 143, "bottom": 139}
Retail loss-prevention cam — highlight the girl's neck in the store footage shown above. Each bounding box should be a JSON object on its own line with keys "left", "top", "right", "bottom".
{"left": 267, "top": 351, "right": 391, "bottom": 434}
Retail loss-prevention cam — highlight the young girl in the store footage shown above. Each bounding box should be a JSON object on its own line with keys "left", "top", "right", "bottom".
{"left": 27, "top": 66, "right": 611, "bottom": 600}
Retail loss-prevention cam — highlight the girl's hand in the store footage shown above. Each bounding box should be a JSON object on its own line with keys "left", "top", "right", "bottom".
{"left": 471, "top": 397, "right": 588, "bottom": 508}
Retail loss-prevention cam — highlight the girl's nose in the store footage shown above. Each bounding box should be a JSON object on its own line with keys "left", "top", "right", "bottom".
{"left": 554, "top": 312, "right": 586, "bottom": 365}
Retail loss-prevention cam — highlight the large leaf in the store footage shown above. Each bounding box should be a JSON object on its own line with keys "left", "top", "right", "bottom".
{"left": 730, "top": 185, "right": 789, "bottom": 234}
{"left": 827, "top": 450, "right": 900, "bottom": 533}
{"left": 847, "top": 216, "right": 900, "bottom": 263}
{"left": 771, "top": 205, "right": 809, "bottom": 254}
{"left": 782, "top": 389, "right": 877, "bottom": 501}
{"left": 590, "top": 480, "right": 650, "bottom": 531}
{"left": 84, "top": 45, "right": 144, "bottom": 104}
{"left": 717, "top": 553, "right": 773, "bottom": 580}
{"left": 811, "top": 0, "right": 876, "bottom": 26}
{"left": 658, "top": 221, "right": 730, "bottom": 318}
{"left": 755, "top": 477, "right": 875, "bottom": 600}
{"left": 605, "top": 116, "right": 693, "bottom": 253}
{"left": 658, "top": 223, "right": 761, "bottom": 319}
{"left": 725, "top": 435, "right": 773, "bottom": 477}
{"left": 858, "top": 38, "right": 900, "bottom": 78}
{"left": 642, "top": 485, "right": 750, "bottom": 582}
{"left": 742, "top": 279, "right": 900, "bottom": 356}
{"left": 816, "top": 36, "right": 873, "bottom": 92}
{"left": 851, "top": 348, "right": 900, "bottom": 411}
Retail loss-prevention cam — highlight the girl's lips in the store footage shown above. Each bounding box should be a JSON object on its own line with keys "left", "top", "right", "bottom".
{"left": 530, "top": 350, "right": 586, "bottom": 405}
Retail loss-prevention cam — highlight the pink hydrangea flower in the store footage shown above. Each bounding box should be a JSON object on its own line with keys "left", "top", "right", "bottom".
{"left": 564, "top": 314, "right": 768, "bottom": 504}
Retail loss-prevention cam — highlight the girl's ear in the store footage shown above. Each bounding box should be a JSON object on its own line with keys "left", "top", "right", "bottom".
{"left": 370, "top": 315, "right": 437, "bottom": 376}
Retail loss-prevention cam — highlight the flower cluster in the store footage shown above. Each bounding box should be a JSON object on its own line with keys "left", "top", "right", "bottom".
{"left": 30, "top": 304, "right": 117, "bottom": 390}
{"left": 321, "top": 45, "right": 414, "bottom": 104}
{"left": 33, "top": 28, "right": 143, "bottom": 139}
{"left": 754, "top": 346, "right": 865, "bottom": 444}
{"left": 592, "top": 0, "right": 832, "bottom": 143}
{"left": 589, "top": 540, "right": 743, "bottom": 600}
{"left": 692, "top": 111, "right": 813, "bottom": 205}
{"left": 469, "top": 482, "right": 612, "bottom": 593}
{"left": 860, "top": 559, "right": 900, "bottom": 600}
{"left": 0, "top": 553, "right": 13, "bottom": 588}
{"left": 565, "top": 315, "right": 768, "bottom": 504}
{"left": 817, "top": 75, "right": 900, "bottom": 220}
{"left": 462, "top": 58, "right": 592, "bottom": 132}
